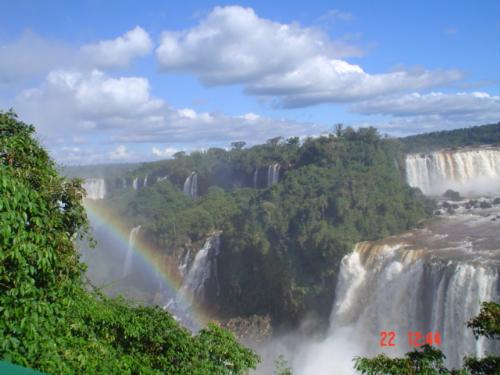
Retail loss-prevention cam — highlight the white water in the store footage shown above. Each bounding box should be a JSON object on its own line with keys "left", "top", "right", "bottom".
{"left": 123, "top": 225, "right": 141, "bottom": 277}
{"left": 267, "top": 163, "right": 280, "bottom": 187}
{"left": 183, "top": 172, "right": 198, "bottom": 198}
{"left": 177, "top": 235, "right": 220, "bottom": 304}
{"left": 406, "top": 148, "right": 500, "bottom": 196}
{"left": 285, "top": 206, "right": 500, "bottom": 374}
{"left": 143, "top": 175, "right": 148, "bottom": 188}
{"left": 132, "top": 177, "right": 139, "bottom": 190}
{"left": 82, "top": 178, "right": 106, "bottom": 200}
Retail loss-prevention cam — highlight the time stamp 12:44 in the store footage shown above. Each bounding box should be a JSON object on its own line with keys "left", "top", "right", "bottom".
{"left": 380, "top": 331, "right": 442, "bottom": 347}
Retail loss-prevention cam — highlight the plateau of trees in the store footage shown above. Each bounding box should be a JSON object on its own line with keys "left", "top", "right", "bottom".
{"left": 401, "top": 122, "right": 500, "bottom": 153}
{"left": 103, "top": 125, "right": 434, "bottom": 326}
{"left": 0, "top": 111, "right": 258, "bottom": 374}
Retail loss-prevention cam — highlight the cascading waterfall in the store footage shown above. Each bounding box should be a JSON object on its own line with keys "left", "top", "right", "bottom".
{"left": 163, "top": 234, "right": 220, "bottom": 329}
{"left": 183, "top": 172, "right": 198, "bottom": 198}
{"left": 253, "top": 168, "right": 259, "bottom": 189}
{"left": 143, "top": 175, "right": 148, "bottom": 188}
{"left": 267, "top": 163, "right": 280, "bottom": 187}
{"left": 177, "top": 235, "right": 220, "bottom": 304}
{"left": 123, "top": 225, "right": 141, "bottom": 277}
{"left": 82, "top": 178, "right": 106, "bottom": 200}
{"left": 132, "top": 177, "right": 139, "bottom": 190}
{"left": 405, "top": 148, "right": 500, "bottom": 195}
{"left": 328, "top": 208, "right": 500, "bottom": 369}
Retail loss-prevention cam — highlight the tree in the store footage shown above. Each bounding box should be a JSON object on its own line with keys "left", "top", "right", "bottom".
{"left": 0, "top": 111, "right": 259, "bottom": 374}
{"left": 231, "top": 141, "right": 247, "bottom": 150}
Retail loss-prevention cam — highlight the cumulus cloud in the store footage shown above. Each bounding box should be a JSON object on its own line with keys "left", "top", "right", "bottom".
{"left": 156, "top": 6, "right": 462, "bottom": 107}
{"left": 0, "top": 31, "right": 71, "bottom": 85}
{"left": 15, "top": 69, "right": 165, "bottom": 138}
{"left": 152, "top": 146, "right": 178, "bottom": 158}
{"left": 13, "top": 69, "right": 326, "bottom": 163}
{"left": 79, "top": 26, "right": 153, "bottom": 69}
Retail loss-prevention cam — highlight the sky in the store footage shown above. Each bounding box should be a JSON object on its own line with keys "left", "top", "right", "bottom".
{"left": 1, "top": 0, "right": 499, "bottom": 164}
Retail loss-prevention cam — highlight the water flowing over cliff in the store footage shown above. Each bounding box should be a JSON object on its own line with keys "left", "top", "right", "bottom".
{"left": 253, "top": 168, "right": 259, "bottom": 189}
{"left": 405, "top": 148, "right": 500, "bottom": 195}
{"left": 123, "top": 225, "right": 141, "bottom": 277}
{"left": 83, "top": 178, "right": 106, "bottom": 200}
{"left": 177, "top": 234, "right": 220, "bottom": 304}
{"left": 132, "top": 177, "right": 139, "bottom": 190}
{"left": 267, "top": 163, "right": 280, "bottom": 187}
{"left": 183, "top": 172, "right": 198, "bottom": 198}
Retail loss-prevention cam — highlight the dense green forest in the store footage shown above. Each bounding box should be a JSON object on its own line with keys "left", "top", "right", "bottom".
{"left": 102, "top": 126, "right": 434, "bottom": 325}
{"left": 401, "top": 122, "right": 500, "bottom": 153}
{"left": 0, "top": 111, "right": 258, "bottom": 374}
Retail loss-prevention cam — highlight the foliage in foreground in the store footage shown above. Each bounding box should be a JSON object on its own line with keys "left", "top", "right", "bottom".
{"left": 354, "top": 302, "right": 500, "bottom": 375}
{"left": 0, "top": 111, "right": 258, "bottom": 374}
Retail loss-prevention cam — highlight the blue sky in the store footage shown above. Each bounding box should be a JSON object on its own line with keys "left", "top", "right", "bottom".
{"left": 1, "top": 0, "right": 499, "bottom": 164}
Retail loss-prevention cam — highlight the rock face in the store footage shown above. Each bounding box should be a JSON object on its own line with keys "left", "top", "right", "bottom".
{"left": 220, "top": 315, "right": 272, "bottom": 344}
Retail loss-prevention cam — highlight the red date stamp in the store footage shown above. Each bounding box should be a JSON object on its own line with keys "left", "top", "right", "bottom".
{"left": 379, "top": 331, "right": 441, "bottom": 347}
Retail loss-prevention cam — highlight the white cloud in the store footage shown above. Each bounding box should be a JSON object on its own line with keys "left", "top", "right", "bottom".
{"left": 80, "top": 26, "right": 153, "bottom": 69}
{"left": 15, "top": 69, "right": 165, "bottom": 137}
{"left": 156, "top": 6, "right": 462, "bottom": 107}
{"left": 109, "top": 145, "right": 130, "bottom": 160}
{"left": 351, "top": 92, "right": 500, "bottom": 136}
{"left": 0, "top": 31, "right": 71, "bottom": 85}
{"left": 156, "top": 6, "right": 363, "bottom": 83}
{"left": 152, "top": 146, "right": 178, "bottom": 158}
{"left": 13, "top": 69, "right": 327, "bottom": 163}
{"left": 352, "top": 91, "right": 500, "bottom": 118}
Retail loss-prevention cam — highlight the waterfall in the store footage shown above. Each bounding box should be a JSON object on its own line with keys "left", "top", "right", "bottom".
{"left": 123, "top": 225, "right": 141, "bottom": 277}
{"left": 183, "top": 172, "right": 198, "bottom": 198}
{"left": 143, "top": 175, "right": 149, "bottom": 187}
{"left": 267, "top": 163, "right": 280, "bottom": 187}
{"left": 82, "top": 178, "right": 106, "bottom": 200}
{"left": 132, "top": 177, "right": 139, "bottom": 190}
{"left": 177, "top": 235, "right": 220, "bottom": 304}
{"left": 405, "top": 148, "right": 500, "bottom": 195}
{"left": 253, "top": 168, "right": 259, "bottom": 188}
{"left": 328, "top": 210, "right": 500, "bottom": 369}
{"left": 157, "top": 175, "right": 168, "bottom": 183}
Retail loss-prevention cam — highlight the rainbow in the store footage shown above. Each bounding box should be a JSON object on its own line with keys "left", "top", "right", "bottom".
{"left": 82, "top": 199, "right": 210, "bottom": 329}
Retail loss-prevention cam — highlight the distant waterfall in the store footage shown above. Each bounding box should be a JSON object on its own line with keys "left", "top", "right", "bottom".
{"left": 123, "top": 225, "right": 141, "bottom": 277}
{"left": 183, "top": 172, "right": 198, "bottom": 198}
{"left": 143, "top": 175, "right": 148, "bottom": 188}
{"left": 132, "top": 177, "right": 139, "bottom": 190}
{"left": 253, "top": 168, "right": 259, "bottom": 188}
{"left": 405, "top": 148, "right": 500, "bottom": 195}
{"left": 177, "top": 235, "right": 220, "bottom": 304}
{"left": 83, "top": 178, "right": 106, "bottom": 200}
{"left": 327, "top": 212, "right": 500, "bottom": 368}
{"left": 267, "top": 163, "right": 280, "bottom": 187}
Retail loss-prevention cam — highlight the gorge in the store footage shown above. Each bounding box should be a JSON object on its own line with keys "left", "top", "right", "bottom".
{"left": 77, "top": 127, "right": 500, "bottom": 374}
